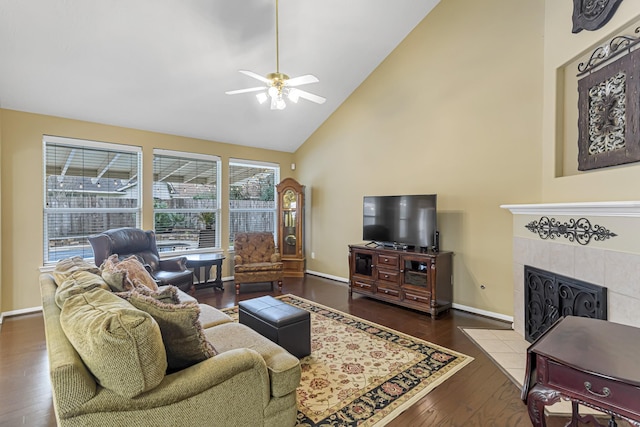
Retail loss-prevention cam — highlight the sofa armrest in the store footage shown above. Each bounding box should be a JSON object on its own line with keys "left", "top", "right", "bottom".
{"left": 40, "top": 274, "right": 98, "bottom": 418}
{"left": 62, "top": 348, "right": 271, "bottom": 418}
{"left": 158, "top": 256, "right": 187, "bottom": 271}
{"left": 234, "top": 254, "right": 243, "bottom": 266}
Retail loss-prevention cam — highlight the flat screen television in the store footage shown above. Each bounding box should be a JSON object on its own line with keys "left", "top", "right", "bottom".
{"left": 363, "top": 194, "right": 437, "bottom": 250}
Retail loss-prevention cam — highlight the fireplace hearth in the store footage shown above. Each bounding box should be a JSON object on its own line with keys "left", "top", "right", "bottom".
{"left": 524, "top": 265, "right": 607, "bottom": 342}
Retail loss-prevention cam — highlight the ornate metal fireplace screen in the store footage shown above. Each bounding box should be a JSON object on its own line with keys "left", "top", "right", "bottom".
{"left": 524, "top": 266, "right": 607, "bottom": 343}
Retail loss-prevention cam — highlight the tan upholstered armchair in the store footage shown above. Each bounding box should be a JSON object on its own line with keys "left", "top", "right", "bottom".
{"left": 233, "top": 232, "right": 283, "bottom": 295}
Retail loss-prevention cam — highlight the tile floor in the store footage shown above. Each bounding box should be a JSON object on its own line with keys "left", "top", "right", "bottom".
{"left": 462, "top": 328, "right": 529, "bottom": 387}
{"left": 462, "top": 328, "right": 602, "bottom": 417}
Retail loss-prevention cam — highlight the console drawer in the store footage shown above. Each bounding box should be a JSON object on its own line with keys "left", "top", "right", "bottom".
{"left": 403, "top": 290, "right": 432, "bottom": 305}
{"left": 377, "top": 269, "right": 399, "bottom": 284}
{"left": 376, "top": 254, "right": 399, "bottom": 269}
{"left": 352, "top": 280, "right": 374, "bottom": 294}
{"left": 546, "top": 359, "right": 640, "bottom": 412}
{"left": 376, "top": 285, "right": 401, "bottom": 300}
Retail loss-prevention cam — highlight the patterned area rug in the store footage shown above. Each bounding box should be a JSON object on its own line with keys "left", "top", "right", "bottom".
{"left": 222, "top": 295, "right": 473, "bottom": 426}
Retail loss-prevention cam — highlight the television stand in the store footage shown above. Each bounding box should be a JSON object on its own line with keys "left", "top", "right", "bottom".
{"left": 348, "top": 244, "right": 453, "bottom": 317}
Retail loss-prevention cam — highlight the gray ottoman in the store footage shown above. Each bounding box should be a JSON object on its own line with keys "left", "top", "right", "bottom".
{"left": 238, "top": 296, "right": 311, "bottom": 358}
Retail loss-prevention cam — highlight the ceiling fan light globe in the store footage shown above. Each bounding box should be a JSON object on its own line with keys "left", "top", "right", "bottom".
{"left": 268, "top": 86, "right": 279, "bottom": 98}
{"left": 276, "top": 99, "right": 286, "bottom": 110}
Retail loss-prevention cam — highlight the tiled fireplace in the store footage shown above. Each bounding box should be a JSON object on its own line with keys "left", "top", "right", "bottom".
{"left": 502, "top": 201, "right": 640, "bottom": 338}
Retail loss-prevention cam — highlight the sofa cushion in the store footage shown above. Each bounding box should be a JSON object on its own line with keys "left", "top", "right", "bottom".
{"left": 52, "top": 256, "right": 101, "bottom": 284}
{"left": 60, "top": 288, "right": 167, "bottom": 398}
{"left": 54, "top": 270, "right": 110, "bottom": 309}
{"left": 203, "top": 322, "right": 301, "bottom": 398}
{"left": 101, "top": 254, "right": 158, "bottom": 292}
{"left": 198, "top": 304, "right": 233, "bottom": 329}
{"left": 128, "top": 291, "right": 217, "bottom": 371}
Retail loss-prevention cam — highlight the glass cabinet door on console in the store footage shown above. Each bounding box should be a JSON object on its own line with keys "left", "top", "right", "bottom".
{"left": 276, "top": 178, "right": 305, "bottom": 277}
{"left": 354, "top": 251, "right": 373, "bottom": 278}
{"left": 349, "top": 247, "right": 375, "bottom": 294}
{"left": 400, "top": 255, "right": 433, "bottom": 306}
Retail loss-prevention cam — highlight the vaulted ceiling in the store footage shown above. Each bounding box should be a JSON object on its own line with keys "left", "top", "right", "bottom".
{"left": 0, "top": 0, "right": 440, "bottom": 152}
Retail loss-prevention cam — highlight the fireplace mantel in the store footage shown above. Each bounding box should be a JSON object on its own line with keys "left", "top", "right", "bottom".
{"left": 502, "top": 200, "right": 640, "bottom": 337}
{"left": 501, "top": 201, "right": 640, "bottom": 217}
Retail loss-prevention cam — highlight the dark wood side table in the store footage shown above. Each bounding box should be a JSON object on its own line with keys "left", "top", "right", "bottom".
{"left": 522, "top": 316, "right": 640, "bottom": 427}
{"left": 185, "top": 253, "right": 225, "bottom": 291}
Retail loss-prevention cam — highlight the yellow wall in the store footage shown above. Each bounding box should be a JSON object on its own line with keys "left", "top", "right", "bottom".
{"left": 0, "top": 109, "right": 294, "bottom": 312}
{"left": 0, "top": 108, "right": 3, "bottom": 315}
{"left": 542, "top": 1, "right": 640, "bottom": 200}
{"left": 295, "top": 0, "right": 545, "bottom": 317}
{"left": 5, "top": 0, "right": 639, "bottom": 318}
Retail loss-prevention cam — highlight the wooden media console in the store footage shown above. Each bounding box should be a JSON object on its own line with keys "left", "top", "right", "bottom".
{"left": 348, "top": 244, "right": 453, "bottom": 317}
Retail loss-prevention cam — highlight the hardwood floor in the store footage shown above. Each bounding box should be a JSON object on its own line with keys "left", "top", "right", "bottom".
{"left": 0, "top": 274, "right": 578, "bottom": 426}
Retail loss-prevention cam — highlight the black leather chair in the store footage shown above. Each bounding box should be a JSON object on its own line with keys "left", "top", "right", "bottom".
{"left": 89, "top": 227, "right": 194, "bottom": 293}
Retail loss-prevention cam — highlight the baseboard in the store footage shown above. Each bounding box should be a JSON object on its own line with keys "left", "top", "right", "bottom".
{"left": 303, "top": 271, "right": 513, "bottom": 323}
{"left": 452, "top": 303, "right": 514, "bottom": 324}
{"left": 3, "top": 277, "right": 510, "bottom": 325}
{"left": 0, "top": 306, "right": 43, "bottom": 323}
{"left": 305, "top": 270, "right": 349, "bottom": 284}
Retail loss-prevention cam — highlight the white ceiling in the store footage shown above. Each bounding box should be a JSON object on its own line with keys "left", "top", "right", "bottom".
{"left": 0, "top": 0, "right": 439, "bottom": 153}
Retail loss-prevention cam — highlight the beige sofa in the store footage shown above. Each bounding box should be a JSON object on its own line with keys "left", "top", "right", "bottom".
{"left": 40, "top": 267, "right": 301, "bottom": 427}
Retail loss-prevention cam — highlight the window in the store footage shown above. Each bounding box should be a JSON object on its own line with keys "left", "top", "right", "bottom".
{"left": 153, "top": 149, "right": 221, "bottom": 252}
{"left": 229, "top": 159, "right": 279, "bottom": 246}
{"left": 43, "top": 136, "right": 141, "bottom": 263}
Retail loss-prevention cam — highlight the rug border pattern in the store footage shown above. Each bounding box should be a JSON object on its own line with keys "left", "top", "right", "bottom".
{"left": 224, "top": 295, "right": 474, "bottom": 427}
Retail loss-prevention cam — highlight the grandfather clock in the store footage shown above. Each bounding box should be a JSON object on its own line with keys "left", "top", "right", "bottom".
{"left": 276, "top": 178, "right": 305, "bottom": 277}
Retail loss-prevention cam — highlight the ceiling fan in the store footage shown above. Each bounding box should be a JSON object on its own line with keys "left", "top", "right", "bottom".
{"left": 225, "top": 0, "right": 326, "bottom": 110}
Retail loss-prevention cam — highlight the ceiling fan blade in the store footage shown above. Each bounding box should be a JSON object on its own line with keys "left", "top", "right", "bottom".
{"left": 293, "top": 88, "right": 326, "bottom": 104}
{"left": 238, "top": 70, "right": 270, "bottom": 84}
{"left": 286, "top": 74, "right": 319, "bottom": 87}
{"left": 225, "top": 87, "right": 266, "bottom": 95}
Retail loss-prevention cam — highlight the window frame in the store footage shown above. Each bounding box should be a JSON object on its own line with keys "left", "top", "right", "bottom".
{"left": 228, "top": 158, "right": 280, "bottom": 249}
{"left": 43, "top": 135, "right": 142, "bottom": 265}
{"left": 152, "top": 149, "right": 221, "bottom": 254}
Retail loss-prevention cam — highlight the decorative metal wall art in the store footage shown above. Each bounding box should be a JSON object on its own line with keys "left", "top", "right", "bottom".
{"left": 524, "top": 216, "right": 617, "bottom": 245}
{"left": 577, "top": 27, "right": 640, "bottom": 76}
{"left": 572, "top": 0, "right": 624, "bottom": 33}
{"left": 577, "top": 35, "right": 640, "bottom": 171}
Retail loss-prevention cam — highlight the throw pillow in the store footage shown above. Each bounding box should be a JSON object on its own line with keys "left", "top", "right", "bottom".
{"left": 117, "top": 255, "right": 159, "bottom": 291}
{"left": 54, "top": 270, "right": 110, "bottom": 309}
{"left": 100, "top": 254, "right": 159, "bottom": 292}
{"left": 60, "top": 288, "right": 167, "bottom": 398}
{"left": 53, "top": 256, "right": 101, "bottom": 285}
{"left": 116, "top": 284, "right": 180, "bottom": 305}
{"left": 100, "top": 254, "right": 128, "bottom": 292}
{"left": 128, "top": 291, "right": 216, "bottom": 371}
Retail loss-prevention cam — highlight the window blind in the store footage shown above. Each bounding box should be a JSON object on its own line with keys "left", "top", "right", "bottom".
{"left": 228, "top": 159, "right": 279, "bottom": 246}
{"left": 43, "top": 136, "right": 141, "bottom": 263}
{"left": 153, "top": 149, "right": 220, "bottom": 251}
